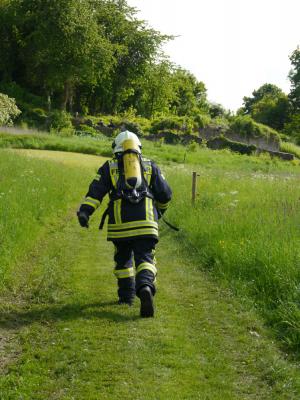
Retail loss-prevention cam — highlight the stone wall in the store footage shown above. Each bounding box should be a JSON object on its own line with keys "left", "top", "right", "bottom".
{"left": 198, "top": 126, "right": 280, "bottom": 152}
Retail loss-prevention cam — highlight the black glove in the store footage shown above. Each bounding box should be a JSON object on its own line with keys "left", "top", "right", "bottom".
{"left": 77, "top": 211, "right": 89, "bottom": 228}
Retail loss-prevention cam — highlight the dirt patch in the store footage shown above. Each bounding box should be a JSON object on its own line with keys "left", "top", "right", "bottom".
{"left": 0, "top": 328, "right": 21, "bottom": 374}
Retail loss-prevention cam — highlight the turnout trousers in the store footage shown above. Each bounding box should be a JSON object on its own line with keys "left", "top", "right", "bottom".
{"left": 113, "top": 238, "right": 157, "bottom": 303}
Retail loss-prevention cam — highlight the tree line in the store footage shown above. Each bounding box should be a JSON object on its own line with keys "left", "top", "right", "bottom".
{"left": 237, "top": 48, "right": 300, "bottom": 143}
{"left": 0, "top": 0, "right": 207, "bottom": 118}
{"left": 0, "top": 0, "right": 299, "bottom": 144}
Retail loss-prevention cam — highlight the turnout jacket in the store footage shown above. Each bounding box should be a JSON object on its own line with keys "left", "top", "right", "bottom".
{"left": 78, "top": 157, "right": 172, "bottom": 242}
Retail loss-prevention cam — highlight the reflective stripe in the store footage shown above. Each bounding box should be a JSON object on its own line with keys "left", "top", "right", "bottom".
{"left": 156, "top": 201, "right": 170, "bottom": 210}
{"left": 136, "top": 262, "right": 157, "bottom": 276}
{"left": 113, "top": 199, "right": 122, "bottom": 224}
{"left": 142, "top": 159, "right": 152, "bottom": 185}
{"left": 146, "top": 197, "right": 154, "bottom": 221}
{"left": 114, "top": 268, "right": 135, "bottom": 279}
{"left": 94, "top": 173, "right": 101, "bottom": 181}
{"left": 82, "top": 196, "right": 101, "bottom": 210}
{"left": 108, "top": 220, "right": 158, "bottom": 231}
{"left": 107, "top": 228, "right": 158, "bottom": 239}
{"left": 109, "top": 160, "right": 119, "bottom": 189}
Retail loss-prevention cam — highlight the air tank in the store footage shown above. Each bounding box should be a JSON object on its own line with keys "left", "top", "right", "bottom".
{"left": 122, "top": 139, "right": 142, "bottom": 189}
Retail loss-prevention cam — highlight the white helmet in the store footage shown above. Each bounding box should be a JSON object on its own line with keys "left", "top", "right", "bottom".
{"left": 112, "top": 130, "right": 142, "bottom": 154}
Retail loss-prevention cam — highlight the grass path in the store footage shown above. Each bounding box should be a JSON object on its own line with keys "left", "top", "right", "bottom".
{"left": 1, "top": 150, "right": 300, "bottom": 399}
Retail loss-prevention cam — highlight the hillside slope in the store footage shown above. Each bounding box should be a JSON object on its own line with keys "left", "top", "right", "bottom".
{"left": 0, "top": 149, "right": 299, "bottom": 399}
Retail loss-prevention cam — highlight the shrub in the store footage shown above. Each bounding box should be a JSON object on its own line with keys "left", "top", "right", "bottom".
{"left": 210, "top": 116, "right": 230, "bottom": 131}
{"left": 49, "top": 110, "right": 73, "bottom": 132}
{"left": 59, "top": 127, "right": 75, "bottom": 137}
{"left": 192, "top": 113, "right": 211, "bottom": 129}
{"left": 21, "top": 108, "right": 48, "bottom": 128}
{"left": 283, "top": 113, "right": 300, "bottom": 145}
{"left": 150, "top": 116, "right": 194, "bottom": 135}
{"left": 0, "top": 93, "right": 21, "bottom": 126}
{"left": 119, "top": 119, "right": 142, "bottom": 136}
{"left": 230, "top": 115, "right": 280, "bottom": 143}
{"left": 76, "top": 124, "right": 98, "bottom": 137}
{"left": 0, "top": 82, "right": 45, "bottom": 110}
{"left": 280, "top": 142, "right": 300, "bottom": 159}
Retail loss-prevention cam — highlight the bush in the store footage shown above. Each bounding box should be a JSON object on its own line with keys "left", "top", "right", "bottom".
{"left": 119, "top": 119, "right": 142, "bottom": 136}
{"left": 230, "top": 115, "right": 280, "bottom": 143}
{"left": 21, "top": 108, "right": 48, "bottom": 128}
{"left": 280, "top": 141, "right": 300, "bottom": 159}
{"left": 0, "top": 93, "right": 21, "bottom": 126}
{"left": 150, "top": 116, "right": 194, "bottom": 135}
{"left": 283, "top": 113, "right": 300, "bottom": 145}
{"left": 192, "top": 113, "right": 211, "bottom": 129}
{"left": 210, "top": 116, "right": 230, "bottom": 132}
{"left": 76, "top": 124, "right": 98, "bottom": 137}
{"left": 49, "top": 110, "right": 73, "bottom": 132}
{"left": 0, "top": 82, "right": 45, "bottom": 110}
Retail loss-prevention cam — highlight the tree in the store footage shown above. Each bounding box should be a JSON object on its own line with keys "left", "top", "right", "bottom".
{"left": 250, "top": 93, "right": 290, "bottom": 131}
{"left": 240, "top": 83, "right": 290, "bottom": 130}
{"left": 132, "top": 61, "right": 176, "bottom": 118}
{"left": 93, "top": 0, "right": 170, "bottom": 114}
{"left": 283, "top": 113, "right": 300, "bottom": 144}
{"left": 15, "top": 0, "right": 114, "bottom": 110}
{"left": 169, "top": 68, "right": 207, "bottom": 116}
{"left": 0, "top": 92, "right": 21, "bottom": 125}
{"left": 289, "top": 47, "right": 300, "bottom": 112}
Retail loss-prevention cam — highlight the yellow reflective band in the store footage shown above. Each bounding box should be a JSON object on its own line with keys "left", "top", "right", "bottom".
{"left": 82, "top": 197, "right": 101, "bottom": 210}
{"left": 156, "top": 201, "right": 169, "bottom": 210}
{"left": 86, "top": 196, "right": 100, "bottom": 205}
{"left": 145, "top": 197, "right": 154, "bottom": 222}
{"left": 113, "top": 199, "right": 122, "bottom": 224}
{"left": 142, "top": 160, "right": 152, "bottom": 185}
{"left": 109, "top": 160, "right": 119, "bottom": 189}
{"left": 107, "top": 228, "right": 158, "bottom": 239}
{"left": 114, "top": 268, "right": 135, "bottom": 279}
{"left": 82, "top": 201, "right": 98, "bottom": 209}
{"left": 136, "top": 262, "right": 157, "bottom": 276}
{"left": 108, "top": 220, "right": 158, "bottom": 231}
{"left": 94, "top": 173, "right": 101, "bottom": 181}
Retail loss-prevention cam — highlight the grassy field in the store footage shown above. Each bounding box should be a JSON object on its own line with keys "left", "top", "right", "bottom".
{"left": 1, "top": 149, "right": 300, "bottom": 399}
{"left": 166, "top": 163, "right": 300, "bottom": 353}
{"left": 1, "top": 131, "right": 300, "bottom": 172}
{"left": 0, "top": 149, "right": 105, "bottom": 295}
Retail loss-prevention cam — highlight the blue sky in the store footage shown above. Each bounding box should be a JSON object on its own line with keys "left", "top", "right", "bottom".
{"left": 127, "top": 0, "right": 300, "bottom": 111}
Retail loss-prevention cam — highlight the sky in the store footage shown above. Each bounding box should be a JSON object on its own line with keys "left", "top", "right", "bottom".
{"left": 127, "top": 0, "right": 300, "bottom": 111}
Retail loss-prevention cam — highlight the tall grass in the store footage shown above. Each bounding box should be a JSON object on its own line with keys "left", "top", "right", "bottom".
{"left": 0, "top": 132, "right": 112, "bottom": 156}
{"left": 280, "top": 141, "right": 300, "bottom": 159}
{"left": 0, "top": 149, "right": 94, "bottom": 291}
{"left": 1, "top": 131, "right": 300, "bottom": 174}
{"left": 166, "top": 164, "right": 300, "bottom": 352}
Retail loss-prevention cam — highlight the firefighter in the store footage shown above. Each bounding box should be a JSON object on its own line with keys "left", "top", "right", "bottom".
{"left": 77, "top": 131, "right": 172, "bottom": 318}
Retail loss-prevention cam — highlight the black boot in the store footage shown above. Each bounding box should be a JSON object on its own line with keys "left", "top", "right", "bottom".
{"left": 117, "top": 277, "right": 135, "bottom": 306}
{"left": 139, "top": 286, "right": 154, "bottom": 318}
{"left": 118, "top": 298, "right": 134, "bottom": 306}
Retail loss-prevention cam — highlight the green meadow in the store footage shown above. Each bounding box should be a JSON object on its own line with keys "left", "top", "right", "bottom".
{"left": 1, "top": 145, "right": 300, "bottom": 399}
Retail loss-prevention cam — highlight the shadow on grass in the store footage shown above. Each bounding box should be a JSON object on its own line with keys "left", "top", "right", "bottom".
{"left": 0, "top": 300, "right": 140, "bottom": 330}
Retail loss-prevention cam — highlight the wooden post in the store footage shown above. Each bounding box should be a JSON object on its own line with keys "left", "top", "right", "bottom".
{"left": 192, "top": 172, "right": 197, "bottom": 204}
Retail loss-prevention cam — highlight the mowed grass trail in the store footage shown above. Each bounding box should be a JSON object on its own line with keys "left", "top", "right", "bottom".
{"left": 0, "top": 149, "right": 300, "bottom": 399}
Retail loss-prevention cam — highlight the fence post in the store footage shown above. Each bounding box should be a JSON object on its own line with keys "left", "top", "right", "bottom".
{"left": 192, "top": 172, "right": 197, "bottom": 204}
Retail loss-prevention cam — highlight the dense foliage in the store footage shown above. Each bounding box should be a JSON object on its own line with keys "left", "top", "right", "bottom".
{"left": 0, "top": 92, "right": 21, "bottom": 125}
{"left": 0, "top": 0, "right": 207, "bottom": 118}
{"left": 0, "top": 0, "right": 299, "bottom": 152}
